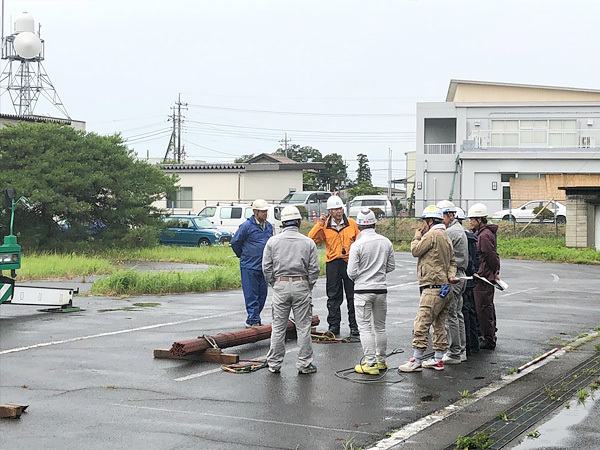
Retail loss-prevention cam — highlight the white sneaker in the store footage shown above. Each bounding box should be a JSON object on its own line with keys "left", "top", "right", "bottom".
{"left": 422, "top": 358, "right": 445, "bottom": 371}
{"left": 442, "top": 354, "right": 461, "bottom": 365}
{"left": 460, "top": 351, "right": 467, "bottom": 362}
{"left": 398, "top": 358, "right": 422, "bottom": 373}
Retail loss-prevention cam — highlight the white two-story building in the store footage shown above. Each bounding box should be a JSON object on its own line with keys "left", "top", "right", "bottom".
{"left": 415, "top": 80, "right": 600, "bottom": 216}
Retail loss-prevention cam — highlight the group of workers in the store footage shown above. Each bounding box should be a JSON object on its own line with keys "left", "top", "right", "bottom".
{"left": 230, "top": 196, "right": 500, "bottom": 376}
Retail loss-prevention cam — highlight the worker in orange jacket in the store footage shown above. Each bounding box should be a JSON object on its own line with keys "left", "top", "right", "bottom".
{"left": 308, "top": 195, "right": 360, "bottom": 336}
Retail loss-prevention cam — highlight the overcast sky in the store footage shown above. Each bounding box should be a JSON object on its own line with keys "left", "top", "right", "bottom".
{"left": 2, "top": 0, "right": 599, "bottom": 187}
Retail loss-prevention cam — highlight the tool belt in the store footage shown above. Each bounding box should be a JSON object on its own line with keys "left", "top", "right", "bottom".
{"left": 275, "top": 276, "right": 308, "bottom": 282}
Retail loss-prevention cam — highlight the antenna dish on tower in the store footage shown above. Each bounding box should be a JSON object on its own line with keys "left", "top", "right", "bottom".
{"left": 14, "top": 12, "right": 35, "bottom": 33}
{"left": 0, "top": 11, "right": 70, "bottom": 118}
{"left": 13, "top": 32, "right": 41, "bottom": 59}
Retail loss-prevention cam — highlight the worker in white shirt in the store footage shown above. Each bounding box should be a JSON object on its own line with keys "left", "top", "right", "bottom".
{"left": 347, "top": 208, "right": 396, "bottom": 375}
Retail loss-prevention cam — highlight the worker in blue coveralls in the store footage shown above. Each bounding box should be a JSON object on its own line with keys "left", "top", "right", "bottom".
{"left": 231, "top": 199, "right": 273, "bottom": 328}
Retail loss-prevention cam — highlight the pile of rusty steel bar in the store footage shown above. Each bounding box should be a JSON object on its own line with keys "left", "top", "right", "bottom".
{"left": 169, "top": 315, "right": 320, "bottom": 357}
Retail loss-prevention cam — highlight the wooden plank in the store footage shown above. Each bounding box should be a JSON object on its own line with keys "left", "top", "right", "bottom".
{"left": 153, "top": 349, "right": 239, "bottom": 364}
{"left": 0, "top": 404, "right": 28, "bottom": 419}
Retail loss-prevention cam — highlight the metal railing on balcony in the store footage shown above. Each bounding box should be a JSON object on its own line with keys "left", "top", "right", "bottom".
{"left": 469, "top": 129, "right": 600, "bottom": 149}
{"left": 424, "top": 143, "right": 456, "bottom": 154}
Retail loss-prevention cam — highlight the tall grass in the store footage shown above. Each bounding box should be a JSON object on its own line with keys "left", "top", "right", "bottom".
{"left": 19, "top": 253, "right": 116, "bottom": 280}
{"left": 91, "top": 267, "right": 241, "bottom": 296}
{"left": 498, "top": 237, "right": 600, "bottom": 264}
{"left": 103, "top": 245, "right": 239, "bottom": 267}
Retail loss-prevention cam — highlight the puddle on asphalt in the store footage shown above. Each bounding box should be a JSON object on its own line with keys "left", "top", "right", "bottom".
{"left": 419, "top": 394, "right": 440, "bottom": 403}
{"left": 511, "top": 395, "right": 598, "bottom": 449}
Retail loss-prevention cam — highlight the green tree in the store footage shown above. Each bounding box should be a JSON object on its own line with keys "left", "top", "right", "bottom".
{"left": 407, "top": 187, "right": 416, "bottom": 217}
{"left": 276, "top": 144, "right": 322, "bottom": 162}
{"left": 317, "top": 153, "right": 348, "bottom": 191}
{"left": 302, "top": 171, "right": 319, "bottom": 191}
{"left": 347, "top": 181, "right": 382, "bottom": 198}
{"left": 234, "top": 153, "right": 255, "bottom": 163}
{"left": 0, "top": 122, "right": 176, "bottom": 249}
{"left": 355, "top": 153, "right": 372, "bottom": 185}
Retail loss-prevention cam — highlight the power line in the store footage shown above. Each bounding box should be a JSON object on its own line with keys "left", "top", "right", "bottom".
{"left": 181, "top": 138, "right": 239, "bottom": 157}
{"left": 188, "top": 103, "right": 415, "bottom": 117}
{"left": 123, "top": 127, "right": 171, "bottom": 140}
{"left": 185, "top": 119, "right": 415, "bottom": 135}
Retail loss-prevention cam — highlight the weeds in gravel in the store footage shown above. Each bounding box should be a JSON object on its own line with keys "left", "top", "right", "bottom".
{"left": 455, "top": 431, "right": 493, "bottom": 449}
{"left": 527, "top": 430, "right": 541, "bottom": 439}
{"left": 341, "top": 437, "right": 362, "bottom": 450}
{"left": 497, "top": 412, "right": 515, "bottom": 422}
{"left": 577, "top": 389, "right": 589, "bottom": 404}
{"left": 459, "top": 390, "right": 471, "bottom": 399}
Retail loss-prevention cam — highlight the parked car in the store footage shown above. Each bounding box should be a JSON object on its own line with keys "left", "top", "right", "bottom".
{"left": 348, "top": 195, "right": 394, "bottom": 219}
{"left": 279, "top": 191, "right": 331, "bottom": 218}
{"left": 160, "top": 215, "right": 232, "bottom": 246}
{"left": 491, "top": 200, "right": 566, "bottom": 223}
{"left": 55, "top": 218, "right": 106, "bottom": 236}
{"left": 197, "top": 203, "right": 283, "bottom": 235}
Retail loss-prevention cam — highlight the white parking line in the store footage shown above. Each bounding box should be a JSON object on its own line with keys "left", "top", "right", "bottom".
{"left": 0, "top": 310, "right": 241, "bottom": 355}
{"left": 388, "top": 281, "right": 418, "bottom": 290}
{"left": 176, "top": 346, "right": 300, "bottom": 381}
{"left": 500, "top": 287, "right": 536, "bottom": 297}
{"left": 392, "top": 319, "right": 413, "bottom": 325}
{"left": 175, "top": 368, "right": 223, "bottom": 381}
{"left": 115, "top": 403, "right": 380, "bottom": 436}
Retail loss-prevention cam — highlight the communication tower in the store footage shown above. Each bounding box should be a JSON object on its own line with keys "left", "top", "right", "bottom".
{"left": 0, "top": 12, "right": 69, "bottom": 118}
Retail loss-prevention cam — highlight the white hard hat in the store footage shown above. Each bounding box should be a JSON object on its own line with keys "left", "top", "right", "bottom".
{"left": 251, "top": 199, "right": 269, "bottom": 211}
{"left": 280, "top": 205, "right": 302, "bottom": 222}
{"left": 421, "top": 205, "right": 444, "bottom": 220}
{"left": 467, "top": 203, "right": 488, "bottom": 218}
{"left": 455, "top": 207, "right": 466, "bottom": 220}
{"left": 436, "top": 200, "right": 456, "bottom": 213}
{"left": 326, "top": 195, "right": 344, "bottom": 210}
{"left": 356, "top": 208, "right": 376, "bottom": 226}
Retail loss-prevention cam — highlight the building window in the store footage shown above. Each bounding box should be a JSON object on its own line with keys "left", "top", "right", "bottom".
{"left": 491, "top": 120, "right": 519, "bottom": 147}
{"left": 520, "top": 120, "right": 548, "bottom": 146}
{"left": 501, "top": 173, "right": 516, "bottom": 183}
{"left": 167, "top": 187, "right": 192, "bottom": 209}
{"left": 491, "top": 119, "right": 581, "bottom": 148}
{"left": 549, "top": 120, "right": 578, "bottom": 147}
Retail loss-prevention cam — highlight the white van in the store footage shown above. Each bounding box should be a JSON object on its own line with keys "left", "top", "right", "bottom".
{"left": 197, "top": 203, "right": 283, "bottom": 235}
{"left": 348, "top": 195, "right": 394, "bottom": 219}
{"left": 280, "top": 191, "right": 331, "bottom": 218}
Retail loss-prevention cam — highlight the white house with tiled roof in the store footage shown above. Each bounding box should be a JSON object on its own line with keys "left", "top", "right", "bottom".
{"left": 155, "top": 153, "right": 324, "bottom": 213}
{"left": 415, "top": 80, "right": 600, "bottom": 217}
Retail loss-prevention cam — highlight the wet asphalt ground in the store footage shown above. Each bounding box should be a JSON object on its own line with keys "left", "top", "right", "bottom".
{"left": 1, "top": 253, "right": 599, "bottom": 450}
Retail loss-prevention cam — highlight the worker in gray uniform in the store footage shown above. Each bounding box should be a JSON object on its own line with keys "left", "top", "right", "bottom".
{"left": 347, "top": 208, "right": 395, "bottom": 375}
{"left": 437, "top": 200, "right": 469, "bottom": 364}
{"left": 263, "top": 205, "right": 320, "bottom": 375}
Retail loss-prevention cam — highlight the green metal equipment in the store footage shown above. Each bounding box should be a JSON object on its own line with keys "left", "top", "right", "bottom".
{"left": 1, "top": 187, "right": 78, "bottom": 311}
